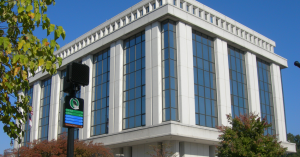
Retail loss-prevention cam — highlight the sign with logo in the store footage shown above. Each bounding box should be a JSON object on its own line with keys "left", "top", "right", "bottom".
{"left": 63, "top": 96, "right": 84, "bottom": 128}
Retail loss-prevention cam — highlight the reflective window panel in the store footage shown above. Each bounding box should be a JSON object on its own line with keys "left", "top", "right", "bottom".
{"left": 192, "top": 30, "right": 217, "bottom": 128}
{"left": 123, "top": 32, "right": 146, "bottom": 129}
{"left": 162, "top": 20, "right": 178, "bottom": 121}
{"left": 91, "top": 48, "right": 110, "bottom": 136}
{"left": 257, "top": 59, "right": 275, "bottom": 135}
{"left": 228, "top": 46, "right": 248, "bottom": 118}
{"left": 39, "top": 78, "right": 51, "bottom": 141}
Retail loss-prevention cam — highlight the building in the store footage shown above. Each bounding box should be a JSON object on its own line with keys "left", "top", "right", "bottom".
{"left": 15, "top": 0, "right": 296, "bottom": 156}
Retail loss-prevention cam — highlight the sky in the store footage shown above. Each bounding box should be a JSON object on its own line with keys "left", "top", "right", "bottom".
{"left": 1, "top": 0, "right": 300, "bottom": 154}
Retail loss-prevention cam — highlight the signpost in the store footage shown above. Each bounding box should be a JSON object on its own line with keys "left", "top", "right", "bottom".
{"left": 62, "top": 62, "right": 89, "bottom": 157}
{"left": 63, "top": 96, "right": 84, "bottom": 128}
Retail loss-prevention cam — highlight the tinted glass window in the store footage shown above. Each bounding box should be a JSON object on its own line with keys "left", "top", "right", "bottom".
{"left": 257, "top": 59, "right": 275, "bottom": 135}
{"left": 123, "top": 32, "right": 146, "bottom": 129}
{"left": 228, "top": 46, "right": 248, "bottom": 118}
{"left": 192, "top": 30, "right": 217, "bottom": 128}
{"left": 162, "top": 20, "right": 178, "bottom": 121}
{"left": 39, "top": 78, "right": 51, "bottom": 141}
{"left": 91, "top": 49, "right": 110, "bottom": 136}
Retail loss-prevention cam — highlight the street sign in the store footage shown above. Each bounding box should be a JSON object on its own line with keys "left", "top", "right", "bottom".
{"left": 63, "top": 96, "right": 84, "bottom": 128}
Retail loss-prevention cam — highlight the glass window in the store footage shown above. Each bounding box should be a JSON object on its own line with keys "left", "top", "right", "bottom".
{"left": 193, "top": 8, "right": 195, "bottom": 14}
{"left": 91, "top": 49, "right": 110, "bottom": 136}
{"left": 159, "top": 0, "right": 162, "bottom": 6}
{"left": 199, "top": 11, "right": 201, "bottom": 17}
{"left": 123, "top": 32, "right": 146, "bottom": 129}
{"left": 146, "top": 6, "right": 149, "bottom": 13}
{"left": 186, "top": 5, "right": 189, "bottom": 11}
{"left": 118, "top": 22, "right": 120, "bottom": 28}
{"left": 39, "top": 78, "right": 52, "bottom": 141}
{"left": 129, "top": 16, "right": 131, "bottom": 22}
{"left": 257, "top": 59, "right": 275, "bottom": 135}
{"left": 193, "top": 30, "right": 217, "bottom": 128}
{"left": 173, "top": 0, "right": 176, "bottom": 5}
{"left": 22, "top": 86, "right": 33, "bottom": 146}
{"left": 180, "top": 2, "right": 183, "bottom": 9}
{"left": 162, "top": 20, "right": 178, "bottom": 121}
{"left": 210, "top": 16, "right": 213, "bottom": 23}
{"left": 134, "top": 13, "right": 137, "bottom": 19}
{"left": 228, "top": 46, "right": 248, "bottom": 118}
{"left": 58, "top": 70, "right": 80, "bottom": 139}
{"left": 123, "top": 19, "right": 126, "bottom": 25}
{"left": 153, "top": 3, "right": 156, "bottom": 9}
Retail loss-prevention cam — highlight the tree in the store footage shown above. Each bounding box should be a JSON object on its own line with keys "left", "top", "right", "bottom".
{"left": 0, "top": 0, "right": 65, "bottom": 142}
{"left": 12, "top": 133, "right": 113, "bottom": 157}
{"left": 285, "top": 133, "right": 300, "bottom": 157}
{"left": 216, "top": 113, "right": 286, "bottom": 157}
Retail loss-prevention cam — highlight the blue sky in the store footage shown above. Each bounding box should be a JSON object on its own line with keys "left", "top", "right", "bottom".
{"left": 1, "top": 0, "right": 300, "bottom": 154}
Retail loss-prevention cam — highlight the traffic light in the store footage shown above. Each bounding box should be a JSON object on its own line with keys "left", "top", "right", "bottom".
{"left": 63, "top": 62, "right": 89, "bottom": 93}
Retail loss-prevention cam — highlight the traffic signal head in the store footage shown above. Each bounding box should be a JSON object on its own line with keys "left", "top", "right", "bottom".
{"left": 63, "top": 62, "right": 89, "bottom": 93}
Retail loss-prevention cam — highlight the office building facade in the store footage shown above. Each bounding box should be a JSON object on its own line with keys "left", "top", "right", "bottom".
{"left": 15, "top": 0, "right": 296, "bottom": 156}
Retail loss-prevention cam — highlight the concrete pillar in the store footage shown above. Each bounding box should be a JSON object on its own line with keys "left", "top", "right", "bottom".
{"left": 48, "top": 73, "right": 61, "bottom": 140}
{"left": 214, "top": 38, "right": 231, "bottom": 126}
{"left": 151, "top": 22, "right": 162, "bottom": 125}
{"left": 245, "top": 52, "right": 261, "bottom": 115}
{"left": 270, "top": 64, "right": 287, "bottom": 142}
{"left": 80, "top": 55, "right": 93, "bottom": 140}
{"left": 145, "top": 25, "right": 153, "bottom": 126}
{"left": 176, "top": 21, "right": 195, "bottom": 125}
{"left": 30, "top": 81, "right": 41, "bottom": 141}
{"left": 109, "top": 42, "right": 116, "bottom": 134}
{"left": 114, "top": 40, "right": 124, "bottom": 133}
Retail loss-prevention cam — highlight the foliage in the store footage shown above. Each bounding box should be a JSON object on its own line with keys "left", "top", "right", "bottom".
{"left": 216, "top": 113, "right": 286, "bottom": 157}
{"left": 12, "top": 133, "right": 113, "bottom": 157}
{"left": 285, "top": 133, "right": 300, "bottom": 156}
{"left": 147, "top": 143, "right": 178, "bottom": 157}
{"left": 0, "top": 0, "right": 64, "bottom": 142}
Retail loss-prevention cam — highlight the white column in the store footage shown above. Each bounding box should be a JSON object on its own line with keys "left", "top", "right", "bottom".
{"left": 31, "top": 81, "right": 41, "bottom": 141}
{"left": 145, "top": 24, "right": 153, "bottom": 126}
{"left": 176, "top": 21, "right": 195, "bottom": 125}
{"left": 48, "top": 73, "right": 61, "bottom": 140}
{"left": 114, "top": 40, "right": 124, "bottom": 133}
{"left": 109, "top": 42, "right": 116, "bottom": 134}
{"left": 151, "top": 22, "right": 162, "bottom": 125}
{"left": 80, "top": 55, "right": 93, "bottom": 140}
{"left": 270, "top": 64, "right": 287, "bottom": 142}
{"left": 214, "top": 38, "right": 231, "bottom": 126}
{"left": 245, "top": 52, "right": 261, "bottom": 114}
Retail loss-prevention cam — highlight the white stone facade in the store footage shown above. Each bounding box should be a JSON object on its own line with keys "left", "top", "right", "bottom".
{"left": 21, "top": 0, "right": 295, "bottom": 156}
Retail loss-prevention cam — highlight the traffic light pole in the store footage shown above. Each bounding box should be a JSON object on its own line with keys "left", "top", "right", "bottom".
{"left": 67, "top": 88, "right": 76, "bottom": 157}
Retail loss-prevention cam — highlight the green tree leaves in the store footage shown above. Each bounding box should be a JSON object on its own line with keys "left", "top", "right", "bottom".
{"left": 0, "top": 0, "right": 65, "bottom": 143}
{"left": 216, "top": 113, "right": 287, "bottom": 157}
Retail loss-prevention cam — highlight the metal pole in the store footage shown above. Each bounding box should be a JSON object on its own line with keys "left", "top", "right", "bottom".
{"left": 67, "top": 127, "right": 74, "bottom": 157}
{"left": 67, "top": 87, "right": 76, "bottom": 157}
